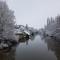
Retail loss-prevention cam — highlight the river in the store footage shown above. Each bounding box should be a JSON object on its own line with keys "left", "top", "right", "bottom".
{"left": 0, "top": 35, "right": 60, "bottom": 60}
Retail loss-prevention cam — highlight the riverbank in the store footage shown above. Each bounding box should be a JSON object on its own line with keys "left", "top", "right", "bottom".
{"left": 0, "top": 38, "right": 17, "bottom": 51}
{"left": 0, "top": 34, "right": 30, "bottom": 52}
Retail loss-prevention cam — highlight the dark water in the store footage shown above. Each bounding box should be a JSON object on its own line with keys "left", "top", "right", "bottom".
{"left": 0, "top": 35, "right": 60, "bottom": 60}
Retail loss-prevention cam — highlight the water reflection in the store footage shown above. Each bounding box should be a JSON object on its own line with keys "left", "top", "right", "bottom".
{"left": 44, "top": 36, "right": 60, "bottom": 60}
{"left": 19, "top": 34, "right": 36, "bottom": 45}
{"left": 16, "top": 35, "right": 57, "bottom": 60}
{"left": 0, "top": 34, "right": 36, "bottom": 60}
{"left": 29, "top": 34, "right": 36, "bottom": 41}
{"left": 0, "top": 34, "right": 59, "bottom": 60}
{"left": 0, "top": 46, "right": 16, "bottom": 60}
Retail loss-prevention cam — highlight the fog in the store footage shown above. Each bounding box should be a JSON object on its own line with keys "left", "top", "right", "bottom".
{"left": 6, "top": 0, "right": 60, "bottom": 29}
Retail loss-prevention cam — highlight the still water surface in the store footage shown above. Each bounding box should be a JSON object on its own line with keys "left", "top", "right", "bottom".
{"left": 0, "top": 35, "right": 60, "bottom": 60}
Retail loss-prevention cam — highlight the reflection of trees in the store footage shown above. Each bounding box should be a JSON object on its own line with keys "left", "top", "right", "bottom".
{"left": 0, "top": 47, "right": 16, "bottom": 60}
{"left": 30, "top": 34, "right": 36, "bottom": 41}
{"left": 44, "top": 37, "right": 60, "bottom": 60}
{"left": 19, "top": 38, "right": 29, "bottom": 45}
{"left": 26, "top": 40, "right": 28, "bottom": 45}
{"left": 30, "top": 35, "right": 35, "bottom": 40}
{"left": 19, "top": 34, "right": 37, "bottom": 45}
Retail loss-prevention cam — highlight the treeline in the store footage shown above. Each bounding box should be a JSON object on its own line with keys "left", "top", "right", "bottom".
{"left": 44, "top": 15, "right": 60, "bottom": 39}
{"left": 15, "top": 24, "right": 38, "bottom": 35}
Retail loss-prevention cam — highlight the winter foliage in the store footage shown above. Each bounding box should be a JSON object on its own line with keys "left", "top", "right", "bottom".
{"left": 0, "top": 1, "right": 15, "bottom": 40}
{"left": 45, "top": 15, "right": 60, "bottom": 39}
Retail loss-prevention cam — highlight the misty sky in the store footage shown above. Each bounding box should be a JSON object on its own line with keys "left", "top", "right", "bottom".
{"left": 6, "top": 0, "right": 60, "bottom": 29}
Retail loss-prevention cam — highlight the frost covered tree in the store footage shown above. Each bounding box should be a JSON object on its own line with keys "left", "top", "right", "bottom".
{"left": 45, "top": 15, "right": 60, "bottom": 39}
{"left": 55, "top": 15, "right": 60, "bottom": 28}
{"left": 45, "top": 17, "right": 56, "bottom": 36}
{"left": 0, "top": 1, "right": 15, "bottom": 40}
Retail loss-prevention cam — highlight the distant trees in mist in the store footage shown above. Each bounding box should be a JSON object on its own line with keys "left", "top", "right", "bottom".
{"left": 45, "top": 15, "right": 60, "bottom": 38}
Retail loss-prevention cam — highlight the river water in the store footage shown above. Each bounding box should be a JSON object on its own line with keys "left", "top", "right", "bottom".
{"left": 0, "top": 35, "right": 60, "bottom": 60}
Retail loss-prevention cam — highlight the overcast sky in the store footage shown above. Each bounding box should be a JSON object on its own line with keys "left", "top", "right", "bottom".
{"left": 6, "top": 0, "right": 60, "bottom": 29}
